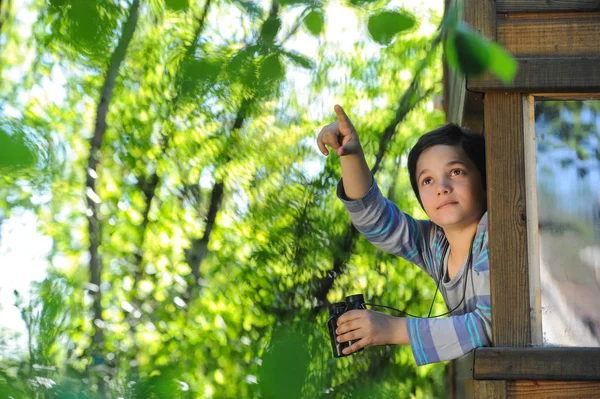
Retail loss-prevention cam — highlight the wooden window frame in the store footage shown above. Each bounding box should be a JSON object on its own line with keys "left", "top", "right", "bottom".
{"left": 445, "top": 2, "right": 600, "bottom": 396}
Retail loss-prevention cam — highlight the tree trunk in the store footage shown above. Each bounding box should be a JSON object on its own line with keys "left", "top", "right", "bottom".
{"left": 85, "top": 0, "right": 140, "bottom": 394}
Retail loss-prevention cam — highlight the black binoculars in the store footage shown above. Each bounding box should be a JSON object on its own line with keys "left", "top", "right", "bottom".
{"left": 327, "top": 294, "right": 366, "bottom": 358}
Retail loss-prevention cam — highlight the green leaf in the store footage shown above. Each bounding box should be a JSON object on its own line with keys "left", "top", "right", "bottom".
{"left": 178, "top": 57, "right": 222, "bottom": 98}
{"left": 453, "top": 25, "right": 490, "bottom": 75}
{"left": 0, "top": 128, "right": 37, "bottom": 170}
{"left": 260, "top": 15, "right": 282, "bottom": 43}
{"left": 486, "top": 41, "right": 518, "bottom": 84}
{"left": 259, "top": 325, "right": 311, "bottom": 399}
{"left": 304, "top": 10, "right": 325, "bottom": 36}
{"left": 259, "top": 54, "right": 284, "bottom": 80}
{"left": 165, "top": 0, "right": 189, "bottom": 12}
{"left": 367, "top": 10, "right": 416, "bottom": 45}
{"left": 451, "top": 24, "right": 518, "bottom": 83}
{"left": 444, "top": 32, "right": 459, "bottom": 71}
{"left": 282, "top": 50, "right": 314, "bottom": 69}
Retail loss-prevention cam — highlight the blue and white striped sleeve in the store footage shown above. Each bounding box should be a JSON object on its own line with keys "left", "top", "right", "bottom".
{"left": 407, "top": 246, "right": 493, "bottom": 366}
{"left": 336, "top": 178, "right": 436, "bottom": 277}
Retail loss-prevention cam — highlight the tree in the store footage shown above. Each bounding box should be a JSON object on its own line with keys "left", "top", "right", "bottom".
{"left": 0, "top": 0, "right": 516, "bottom": 397}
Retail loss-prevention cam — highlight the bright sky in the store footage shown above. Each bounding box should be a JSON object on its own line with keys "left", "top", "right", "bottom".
{"left": 0, "top": 0, "right": 443, "bottom": 356}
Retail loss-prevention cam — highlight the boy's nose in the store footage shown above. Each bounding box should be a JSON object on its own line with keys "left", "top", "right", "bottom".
{"left": 436, "top": 181, "right": 452, "bottom": 195}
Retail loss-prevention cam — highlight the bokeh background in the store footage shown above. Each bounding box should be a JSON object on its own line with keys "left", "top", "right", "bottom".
{"left": 0, "top": 0, "right": 461, "bottom": 397}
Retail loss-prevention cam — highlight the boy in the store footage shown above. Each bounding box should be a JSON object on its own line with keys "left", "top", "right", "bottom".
{"left": 317, "top": 105, "right": 491, "bottom": 366}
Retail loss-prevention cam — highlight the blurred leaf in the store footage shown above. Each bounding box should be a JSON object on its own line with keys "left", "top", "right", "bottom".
{"left": 444, "top": 32, "right": 459, "bottom": 71}
{"left": 260, "top": 15, "right": 282, "bottom": 43}
{"left": 259, "top": 54, "right": 284, "bottom": 80}
{"left": 165, "top": 0, "right": 189, "bottom": 11}
{"left": 576, "top": 146, "right": 588, "bottom": 161}
{"left": 178, "top": 57, "right": 222, "bottom": 98}
{"left": 259, "top": 324, "right": 311, "bottom": 399}
{"left": 67, "top": 1, "right": 104, "bottom": 44}
{"left": 133, "top": 366, "right": 185, "bottom": 398}
{"left": 453, "top": 24, "right": 490, "bottom": 75}
{"left": 367, "top": 10, "right": 416, "bottom": 45}
{"left": 486, "top": 41, "right": 518, "bottom": 84}
{"left": 282, "top": 50, "right": 314, "bottom": 69}
{"left": 0, "top": 127, "right": 37, "bottom": 169}
{"left": 450, "top": 23, "right": 517, "bottom": 83}
{"left": 304, "top": 10, "right": 325, "bottom": 36}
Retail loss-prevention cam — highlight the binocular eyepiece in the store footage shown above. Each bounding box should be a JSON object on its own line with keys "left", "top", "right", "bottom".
{"left": 327, "top": 294, "right": 366, "bottom": 358}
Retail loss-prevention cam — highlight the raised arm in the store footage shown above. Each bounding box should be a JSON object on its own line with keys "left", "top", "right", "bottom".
{"left": 317, "top": 104, "right": 372, "bottom": 200}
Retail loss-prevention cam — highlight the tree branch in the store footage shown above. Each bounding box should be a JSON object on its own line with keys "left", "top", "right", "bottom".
{"left": 85, "top": 0, "right": 140, "bottom": 378}
{"left": 182, "top": 0, "right": 281, "bottom": 303}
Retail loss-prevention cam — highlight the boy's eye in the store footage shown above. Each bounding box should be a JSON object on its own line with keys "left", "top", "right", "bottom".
{"left": 422, "top": 177, "right": 433, "bottom": 186}
{"left": 450, "top": 169, "right": 464, "bottom": 176}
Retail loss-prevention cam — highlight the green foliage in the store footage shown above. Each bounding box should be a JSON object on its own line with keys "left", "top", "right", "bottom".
{"left": 45, "top": 0, "right": 123, "bottom": 63}
{"left": 258, "top": 323, "right": 312, "bottom": 399}
{"left": 260, "top": 15, "right": 282, "bottom": 44}
{"left": 367, "top": 10, "right": 416, "bottom": 45}
{"left": 304, "top": 9, "right": 325, "bottom": 36}
{"left": 0, "top": 124, "right": 37, "bottom": 170}
{"left": 165, "top": 0, "right": 189, "bottom": 12}
{"left": 444, "top": 22, "right": 517, "bottom": 83}
{"left": 0, "top": 0, "right": 515, "bottom": 397}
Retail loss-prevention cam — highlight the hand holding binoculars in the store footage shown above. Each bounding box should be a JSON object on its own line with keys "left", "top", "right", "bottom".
{"left": 327, "top": 294, "right": 366, "bottom": 358}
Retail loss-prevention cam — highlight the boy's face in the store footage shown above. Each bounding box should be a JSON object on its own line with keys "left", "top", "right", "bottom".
{"left": 416, "top": 144, "right": 486, "bottom": 230}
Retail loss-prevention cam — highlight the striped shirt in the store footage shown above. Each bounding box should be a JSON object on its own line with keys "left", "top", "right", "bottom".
{"left": 337, "top": 178, "right": 492, "bottom": 366}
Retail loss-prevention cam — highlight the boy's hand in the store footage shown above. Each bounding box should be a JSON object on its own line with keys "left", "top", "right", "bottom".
{"left": 336, "top": 310, "right": 408, "bottom": 355}
{"left": 317, "top": 104, "right": 362, "bottom": 157}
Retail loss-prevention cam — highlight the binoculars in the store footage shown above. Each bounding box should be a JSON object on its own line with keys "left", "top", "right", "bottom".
{"left": 327, "top": 294, "right": 366, "bottom": 358}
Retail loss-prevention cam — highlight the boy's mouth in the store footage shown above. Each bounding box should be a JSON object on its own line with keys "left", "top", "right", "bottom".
{"left": 437, "top": 201, "right": 458, "bottom": 210}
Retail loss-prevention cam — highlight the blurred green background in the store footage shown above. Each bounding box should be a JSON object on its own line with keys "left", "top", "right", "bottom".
{"left": 0, "top": 0, "right": 514, "bottom": 397}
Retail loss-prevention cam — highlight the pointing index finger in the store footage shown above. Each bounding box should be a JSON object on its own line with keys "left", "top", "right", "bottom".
{"left": 334, "top": 104, "right": 353, "bottom": 131}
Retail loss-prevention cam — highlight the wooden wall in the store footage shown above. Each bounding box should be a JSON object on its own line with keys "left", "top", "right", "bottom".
{"left": 445, "top": 1, "right": 600, "bottom": 397}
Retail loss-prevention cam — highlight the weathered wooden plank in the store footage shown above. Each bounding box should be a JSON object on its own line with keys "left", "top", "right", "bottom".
{"left": 450, "top": 353, "right": 476, "bottom": 399}
{"left": 508, "top": 380, "right": 600, "bottom": 398}
{"left": 497, "top": 12, "right": 600, "bottom": 57}
{"left": 473, "top": 347, "right": 600, "bottom": 380}
{"left": 497, "top": 0, "right": 600, "bottom": 13}
{"left": 484, "top": 93, "right": 531, "bottom": 347}
{"left": 462, "top": 91, "right": 484, "bottom": 133}
{"left": 468, "top": 58, "right": 600, "bottom": 92}
{"left": 464, "top": 0, "right": 497, "bottom": 39}
{"left": 475, "top": 381, "right": 507, "bottom": 399}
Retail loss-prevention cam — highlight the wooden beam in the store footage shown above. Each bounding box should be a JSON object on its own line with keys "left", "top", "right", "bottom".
{"left": 450, "top": 353, "right": 476, "bottom": 399}
{"left": 497, "top": 0, "right": 600, "bottom": 13}
{"left": 497, "top": 12, "right": 600, "bottom": 58}
{"left": 508, "top": 381, "right": 600, "bottom": 398}
{"left": 484, "top": 93, "right": 531, "bottom": 346}
{"left": 468, "top": 58, "right": 600, "bottom": 92}
{"left": 475, "top": 381, "right": 507, "bottom": 399}
{"left": 474, "top": 347, "right": 600, "bottom": 380}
